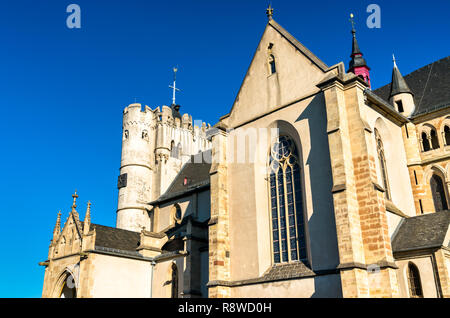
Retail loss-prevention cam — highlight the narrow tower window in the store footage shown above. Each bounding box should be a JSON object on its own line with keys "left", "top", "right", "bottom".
{"left": 170, "top": 140, "right": 176, "bottom": 157}
{"left": 421, "top": 132, "right": 430, "bottom": 152}
{"left": 269, "top": 136, "right": 307, "bottom": 264}
{"left": 395, "top": 100, "right": 404, "bottom": 113}
{"left": 430, "top": 129, "right": 440, "bottom": 149}
{"left": 268, "top": 54, "right": 277, "bottom": 75}
{"left": 407, "top": 263, "right": 423, "bottom": 298}
{"left": 430, "top": 174, "right": 448, "bottom": 212}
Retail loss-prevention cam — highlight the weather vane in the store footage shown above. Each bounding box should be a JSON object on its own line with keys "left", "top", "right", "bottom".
{"left": 169, "top": 66, "right": 181, "bottom": 106}
{"left": 349, "top": 13, "right": 356, "bottom": 31}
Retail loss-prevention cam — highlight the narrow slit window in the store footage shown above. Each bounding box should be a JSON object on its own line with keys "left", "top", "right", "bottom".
{"left": 395, "top": 100, "right": 404, "bottom": 113}
{"left": 269, "top": 55, "right": 277, "bottom": 74}
{"left": 375, "top": 129, "right": 391, "bottom": 200}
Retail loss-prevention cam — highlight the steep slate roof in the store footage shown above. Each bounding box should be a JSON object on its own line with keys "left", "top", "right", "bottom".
{"left": 81, "top": 222, "right": 141, "bottom": 253}
{"left": 151, "top": 150, "right": 212, "bottom": 204}
{"left": 392, "top": 211, "right": 450, "bottom": 253}
{"left": 389, "top": 64, "right": 413, "bottom": 98}
{"left": 374, "top": 56, "right": 450, "bottom": 117}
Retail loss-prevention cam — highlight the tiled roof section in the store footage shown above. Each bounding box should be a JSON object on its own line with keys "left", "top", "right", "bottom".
{"left": 263, "top": 262, "right": 315, "bottom": 280}
{"left": 392, "top": 210, "right": 450, "bottom": 253}
{"left": 374, "top": 56, "right": 450, "bottom": 116}
{"left": 82, "top": 222, "right": 141, "bottom": 253}
{"left": 153, "top": 150, "right": 212, "bottom": 203}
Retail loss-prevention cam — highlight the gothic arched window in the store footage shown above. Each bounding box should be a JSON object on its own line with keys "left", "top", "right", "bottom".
{"left": 171, "top": 263, "right": 178, "bottom": 298}
{"left": 407, "top": 263, "right": 423, "bottom": 298}
{"left": 430, "top": 174, "right": 448, "bottom": 212}
{"left": 269, "top": 136, "right": 306, "bottom": 264}
{"left": 375, "top": 130, "right": 391, "bottom": 200}
{"left": 444, "top": 125, "right": 450, "bottom": 146}
{"left": 421, "top": 132, "right": 430, "bottom": 152}
{"left": 430, "top": 129, "right": 440, "bottom": 149}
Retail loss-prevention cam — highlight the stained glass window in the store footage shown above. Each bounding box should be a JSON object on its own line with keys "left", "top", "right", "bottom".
{"left": 269, "top": 136, "right": 307, "bottom": 264}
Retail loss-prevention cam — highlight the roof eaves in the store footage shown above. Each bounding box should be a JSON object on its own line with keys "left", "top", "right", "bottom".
{"left": 149, "top": 181, "right": 210, "bottom": 206}
{"left": 364, "top": 89, "right": 410, "bottom": 125}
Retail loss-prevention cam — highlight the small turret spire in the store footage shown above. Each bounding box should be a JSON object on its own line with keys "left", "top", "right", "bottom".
{"left": 266, "top": 3, "right": 274, "bottom": 20}
{"left": 347, "top": 13, "right": 371, "bottom": 88}
{"left": 53, "top": 210, "right": 62, "bottom": 241}
{"left": 389, "top": 55, "right": 413, "bottom": 98}
{"left": 83, "top": 201, "right": 91, "bottom": 235}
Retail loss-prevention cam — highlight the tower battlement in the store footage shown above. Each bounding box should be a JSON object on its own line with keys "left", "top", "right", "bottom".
{"left": 117, "top": 102, "right": 212, "bottom": 232}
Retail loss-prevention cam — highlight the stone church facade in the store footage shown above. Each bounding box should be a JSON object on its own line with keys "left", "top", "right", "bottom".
{"left": 40, "top": 10, "right": 450, "bottom": 298}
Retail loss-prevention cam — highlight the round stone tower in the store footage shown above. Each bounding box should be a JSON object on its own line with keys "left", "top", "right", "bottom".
{"left": 117, "top": 103, "right": 155, "bottom": 232}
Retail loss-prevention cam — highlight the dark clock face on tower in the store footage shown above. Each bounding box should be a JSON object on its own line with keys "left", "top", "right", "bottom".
{"left": 117, "top": 173, "right": 128, "bottom": 189}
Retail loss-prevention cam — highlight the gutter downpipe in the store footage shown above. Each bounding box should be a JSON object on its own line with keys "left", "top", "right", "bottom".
{"left": 150, "top": 260, "right": 156, "bottom": 298}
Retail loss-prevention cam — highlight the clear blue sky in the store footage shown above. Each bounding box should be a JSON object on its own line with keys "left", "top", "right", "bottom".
{"left": 0, "top": 0, "right": 448, "bottom": 298}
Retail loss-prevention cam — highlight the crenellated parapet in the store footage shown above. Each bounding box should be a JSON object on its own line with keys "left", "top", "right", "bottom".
{"left": 117, "top": 102, "right": 212, "bottom": 232}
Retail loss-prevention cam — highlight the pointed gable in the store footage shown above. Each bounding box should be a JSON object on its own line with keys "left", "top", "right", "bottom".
{"left": 52, "top": 211, "right": 84, "bottom": 258}
{"left": 223, "top": 19, "right": 331, "bottom": 128}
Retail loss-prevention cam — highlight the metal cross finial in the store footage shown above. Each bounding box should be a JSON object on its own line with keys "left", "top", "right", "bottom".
{"left": 169, "top": 66, "right": 181, "bottom": 106}
{"left": 349, "top": 13, "right": 356, "bottom": 32}
{"left": 266, "top": 3, "right": 274, "bottom": 20}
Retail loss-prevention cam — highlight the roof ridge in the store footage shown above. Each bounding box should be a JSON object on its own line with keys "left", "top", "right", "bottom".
{"left": 407, "top": 210, "right": 450, "bottom": 219}
{"left": 91, "top": 222, "right": 141, "bottom": 234}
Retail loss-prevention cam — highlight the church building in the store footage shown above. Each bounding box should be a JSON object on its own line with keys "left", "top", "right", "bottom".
{"left": 40, "top": 7, "right": 450, "bottom": 298}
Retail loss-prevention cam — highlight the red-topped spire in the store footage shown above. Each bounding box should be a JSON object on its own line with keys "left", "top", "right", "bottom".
{"left": 348, "top": 14, "right": 371, "bottom": 88}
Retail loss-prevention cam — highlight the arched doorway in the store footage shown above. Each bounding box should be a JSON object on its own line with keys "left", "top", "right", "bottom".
{"left": 57, "top": 272, "right": 77, "bottom": 298}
